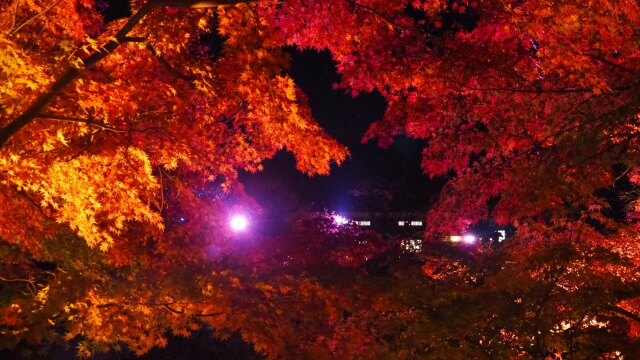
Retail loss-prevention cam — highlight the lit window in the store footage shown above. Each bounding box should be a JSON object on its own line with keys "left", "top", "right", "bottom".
{"left": 410, "top": 221, "right": 423, "bottom": 226}
{"left": 450, "top": 235, "right": 462, "bottom": 242}
{"left": 401, "top": 239, "right": 423, "bottom": 253}
{"left": 398, "top": 221, "right": 405, "bottom": 226}
{"left": 498, "top": 230, "right": 506, "bottom": 242}
{"left": 356, "top": 221, "right": 371, "bottom": 226}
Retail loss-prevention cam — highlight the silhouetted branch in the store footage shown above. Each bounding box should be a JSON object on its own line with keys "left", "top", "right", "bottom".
{"left": 343, "top": 0, "right": 409, "bottom": 31}
{"left": 608, "top": 305, "right": 640, "bottom": 323}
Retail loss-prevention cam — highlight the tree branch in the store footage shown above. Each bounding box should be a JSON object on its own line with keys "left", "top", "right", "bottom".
{"left": 0, "top": 275, "right": 33, "bottom": 283}
{"left": 0, "top": 1, "right": 157, "bottom": 148}
{"left": 122, "top": 36, "right": 192, "bottom": 80}
{"left": 37, "top": 113, "right": 171, "bottom": 137}
{"left": 0, "top": 275, "right": 37, "bottom": 295}
{"left": 163, "top": 304, "right": 223, "bottom": 317}
{"left": 37, "top": 113, "right": 128, "bottom": 133}
{"left": 94, "top": 300, "right": 222, "bottom": 317}
{"left": 461, "top": 85, "right": 593, "bottom": 94}
{"left": 572, "top": 51, "right": 636, "bottom": 75}
{"left": 161, "top": 0, "right": 250, "bottom": 8}
{"left": 143, "top": 41, "right": 192, "bottom": 80}
{"left": 607, "top": 305, "right": 640, "bottom": 323}
{"left": 16, "top": 189, "right": 55, "bottom": 221}
{"left": 343, "top": 0, "right": 409, "bottom": 32}
{"left": 9, "top": 0, "right": 65, "bottom": 35}
{"left": 0, "top": 0, "right": 251, "bottom": 149}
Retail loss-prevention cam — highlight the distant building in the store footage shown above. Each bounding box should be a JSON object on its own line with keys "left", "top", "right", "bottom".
{"left": 341, "top": 211, "right": 427, "bottom": 236}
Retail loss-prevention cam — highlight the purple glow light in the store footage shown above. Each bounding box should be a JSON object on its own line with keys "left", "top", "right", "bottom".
{"left": 462, "top": 234, "right": 476, "bottom": 244}
{"left": 332, "top": 214, "right": 349, "bottom": 226}
{"left": 229, "top": 214, "right": 249, "bottom": 232}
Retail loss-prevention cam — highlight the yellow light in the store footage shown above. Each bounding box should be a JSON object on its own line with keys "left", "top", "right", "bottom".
{"left": 450, "top": 235, "right": 462, "bottom": 242}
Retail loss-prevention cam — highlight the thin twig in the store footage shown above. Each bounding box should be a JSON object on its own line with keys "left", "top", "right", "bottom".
{"left": 343, "top": 0, "right": 409, "bottom": 31}
{"left": 0, "top": 275, "right": 32, "bottom": 283}
{"left": 17, "top": 190, "right": 55, "bottom": 221}
{"left": 36, "top": 113, "right": 128, "bottom": 132}
{"left": 461, "top": 85, "right": 593, "bottom": 94}
{"left": 10, "top": 0, "right": 65, "bottom": 35}
{"left": 613, "top": 167, "right": 631, "bottom": 186}
{"left": 572, "top": 51, "right": 636, "bottom": 75}
{"left": 123, "top": 37, "right": 193, "bottom": 80}
{"left": 8, "top": 0, "right": 21, "bottom": 33}
{"left": 159, "top": 167, "right": 165, "bottom": 211}
{"left": 37, "top": 113, "right": 166, "bottom": 134}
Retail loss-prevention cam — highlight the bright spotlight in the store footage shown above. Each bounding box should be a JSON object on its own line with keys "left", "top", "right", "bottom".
{"left": 332, "top": 214, "right": 349, "bottom": 226}
{"left": 462, "top": 234, "right": 476, "bottom": 244}
{"left": 229, "top": 214, "right": 249, "bottom": 232}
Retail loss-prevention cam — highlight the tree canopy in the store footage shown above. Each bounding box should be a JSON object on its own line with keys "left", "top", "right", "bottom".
{"left": 1, "top": 0, "right": 639, "bottom": 358}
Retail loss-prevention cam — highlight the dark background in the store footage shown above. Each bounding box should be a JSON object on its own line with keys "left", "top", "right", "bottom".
{"left": 241, "top": 48, "right": 439, "bottom": 214}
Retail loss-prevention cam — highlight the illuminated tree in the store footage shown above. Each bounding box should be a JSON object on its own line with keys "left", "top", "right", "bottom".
{"left": 1, "top": 0, "right": 353, "bottom": 356}
{"left": 267, "top": 0, "right": 640, "bottom": 356}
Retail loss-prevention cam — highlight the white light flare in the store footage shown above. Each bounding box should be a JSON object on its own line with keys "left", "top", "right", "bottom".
{"left": 462, "top": 234, "right": 477, "bottom": 244}
{"left": 229, "top": 214, "right": 249, "bottom": 232}
{"left": 333, "top": 214, "right": 349, "bottom": 226}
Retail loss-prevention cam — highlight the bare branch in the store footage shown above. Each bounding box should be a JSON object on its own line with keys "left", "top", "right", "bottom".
{"left": 0, "top": 275, "right": 33, "bottom": 283}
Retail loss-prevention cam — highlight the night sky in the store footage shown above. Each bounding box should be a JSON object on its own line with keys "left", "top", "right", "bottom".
{"left": 241, "top": 48, "right": 440, "bottom": 214}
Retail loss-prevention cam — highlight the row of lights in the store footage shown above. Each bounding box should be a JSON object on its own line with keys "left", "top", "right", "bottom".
{"left": 333, "top": 215, "right": 425, "bottom": 228}
{"left": 334, "top": 215, "right": 506, "bottom": 243}
{"left": 231, "top": 214, "right": 506, "bottom": 247}
{"left": 398, "top": 221, "right": 423, "bottom": 226}
{"left": 231, "top": 214, "right": 375, "bottom": 232}
{"left": 448, "top": 230, "right": 506, "bottom": 244}
{"left": 449, "top": 234, "right": 477, "bottom": 244}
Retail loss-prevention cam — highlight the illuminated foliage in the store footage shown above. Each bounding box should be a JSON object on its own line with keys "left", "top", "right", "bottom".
{"left": 0, "top": 0, "right": 354, "bottom": 356}
{"left": 0, "top": 0, "right": 348, "bottom": 253}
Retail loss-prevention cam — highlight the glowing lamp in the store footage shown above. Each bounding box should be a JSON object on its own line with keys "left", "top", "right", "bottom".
{"left": 463, "top": 234, "right": 476, "bottom": 244}
{"left": 332, "top": 214, "right": 349, "bottom": 226}
{"left": 229, "top": 214, "right": 249, "bottom": 232}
